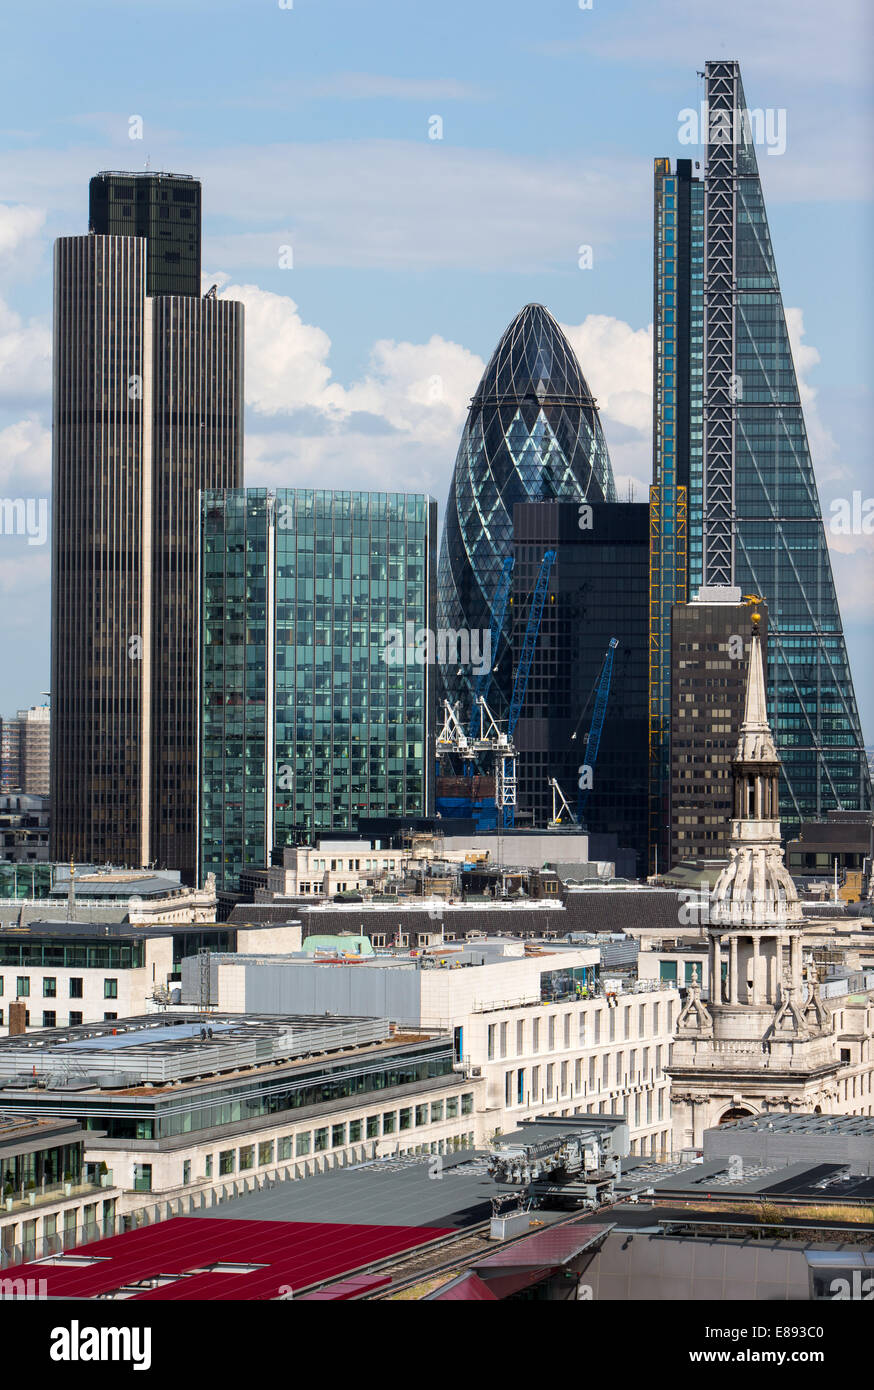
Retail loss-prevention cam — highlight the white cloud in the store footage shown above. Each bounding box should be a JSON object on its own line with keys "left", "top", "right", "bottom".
{"left": 0, "top": 297, "right": 51, "bottom": 406}
{"left": 0, "top": 416, "right": 51, "bottom": 494}
{"left": 0, "top": 204, "right": 45, "bottom": 259}
{"left": 784, "top": 306, "right": 843, "bottom": 482}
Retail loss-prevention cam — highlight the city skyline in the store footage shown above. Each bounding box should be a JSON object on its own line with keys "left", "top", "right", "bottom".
{"left": 1, "top": 0, "right": 872, "bottom": 742}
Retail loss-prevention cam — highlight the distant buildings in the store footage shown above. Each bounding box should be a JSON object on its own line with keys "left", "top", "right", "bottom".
{"left": 437, "top": 303, "right": 616, "bottom": 724}
{"left": 0, "top": 706, "right": 50, "bottom": 795}
{"left": 199, "top": 489, "right": 437, "bottom": 892}
{"left": 51, "top": 175, "right": 243, "bottom": 881}
{"left": 0, "top": 795, "right": 50, "bottom": 865}
{"left": 649, "top": 62, "right": 871, "bottom": 871}
{"left": 512, "top": 500, "right": 649, "bottom": 869}
{"left": 669, "top": 588, "right": 767, "bottom": 869}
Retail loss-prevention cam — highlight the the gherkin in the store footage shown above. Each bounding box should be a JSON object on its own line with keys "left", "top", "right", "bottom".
{"left": 437, "top": 303, "right": 616, "bottom": 715}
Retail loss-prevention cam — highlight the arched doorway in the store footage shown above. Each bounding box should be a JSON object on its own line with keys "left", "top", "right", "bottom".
{"left": 718, "top": 1106, "right": 754, "bottom": 1124}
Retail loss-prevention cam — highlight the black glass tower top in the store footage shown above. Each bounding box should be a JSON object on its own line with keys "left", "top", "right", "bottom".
{"left": 473, "top": 303, "right": 597, "bottom": 407}
{"left": 89, "top": 171, "right": 201, "bottom": 296}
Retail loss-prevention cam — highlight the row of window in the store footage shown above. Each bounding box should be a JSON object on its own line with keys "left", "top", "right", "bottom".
{"left": 0, "top": 1010, "right": 116, "bottom": 1027}
{"left": 0, "top": 976, "right": 117, "bottom": 999}
{"left": 486, "top": 1002, "right": 673, "bottom": 1059}
{"left": 129, "top": 1095, "right": 475, "bottom": 1192}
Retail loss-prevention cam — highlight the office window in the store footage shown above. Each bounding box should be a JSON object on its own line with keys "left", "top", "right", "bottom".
{"left": 183, "top": 1160, "right": 191, "bottom": 1186}
{"left": 277, "top": 1136, "right": 293, "bottom": 1161}
{"left": 219, "top": 1150, "right": 235, "bottom": 1175}
{"left": 104, "top": 979, "right": 118, "bottom": 999}
{"left": 548, "top": 1016, "right": 555, "bottom": 1050}
{"left": 314, "top": 1128, "right": 329, "bottom": 1152}
{"left": 43, "top": 978, "right": 56, "bottom": 998}
{"left": 295, "top": 1133, "right": 311, "bottom": 1157}
{"left": 546, "top": 1063, "right": 555, "bottom": 1097}
{"left": 415, "top": 1104, "right": 428, "bottom": 1126}
{"left": 487, "top": 1024, "right": 496, "bottom": 1060}
{"left": 204, "top": 1154, "right": 213, "bottom": 1178}
{"left": 445, "top": 1098, "right": 458, "bottom": 1120}
{"left": 366, "top": 1115, "right": 379, "bottom": 1139}
{"left": 133, "top": 1164, "right": 152, "bottom": 1193}
{"left": 383, "top": 1111, "right": 397, "bottom": 1134}
{"left": 259, "top": 1141, "right": 274, "bottom": 1166}
{"left": 0, "top": 979, "right": 3, "bottom": 995}
{"left": 578, "top": 1014, "right": 586, "bottom": 1046}
{"left": 430, "top": 1100, "right": 444, "bottom": 1123}
{"left": 564, "top": 1014, "right": 571, "bottom": 1048}
{"left": 16, "top": 977, "right": 29, "bottom": 997}
{"left": 399, "top": 1108, "right": 412, "bottom": 1131}
{"left": 461, "top": 1093, "right": 474, "bottom": 1116}
{"left": 69, "top": 1012, "right": 83, "bottom": 1025}
{"left": 348, "top": 1120, "right": 362, "bottom": 1143}
{"left": 331, "top": 1124, "right": 346, "bottom": 1148}
{"left": 238, "top": 1145, "right": 254, "bottom": 1171}
{"left": 69, "top": 978, "right": 83, "bottom": 999}
{"left": 103, "top": 1013, "right": 117, "bottom": 1021}
{"left": 42, "top": 1011, "right": 56, "bottom": 1028}
{"left": 532, "top": 1019, "right": 540, "bottom": 1051}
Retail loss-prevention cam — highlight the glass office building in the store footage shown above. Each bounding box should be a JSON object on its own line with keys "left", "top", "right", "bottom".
{"left": 437, "top": 303, "right": 616, "bottom": 719}
{"left": 89, "top": 171, "right": 201, "bottom": 297}
{"left": 200, "top": 490, "right": 437, "bottom": 891}
{"left": 513, "top": 501, "right": 650, "bottom": 869}
{"left": 650, "top": 62, "right": 871, "bottom": 859}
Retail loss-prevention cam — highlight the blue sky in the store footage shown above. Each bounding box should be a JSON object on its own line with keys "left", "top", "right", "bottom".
{"left": 0, "top": 0, "right": 872, "bottom": 737}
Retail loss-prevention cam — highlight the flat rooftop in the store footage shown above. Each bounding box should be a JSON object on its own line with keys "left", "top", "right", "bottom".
{"left": 0, "top": 919, "right": 290, "bottom": 940}
{"left": 188, "top": 1149, "right": 499, "bottom": 1230}
{"left": 715, "top": 1113, "right": 874, "bottom": 1138}
{"left": 616, "top": 1155, "right": 874, "bottom": 1204}
{"left": 0, "top": 1012, "right": 395, "bottom": 1086}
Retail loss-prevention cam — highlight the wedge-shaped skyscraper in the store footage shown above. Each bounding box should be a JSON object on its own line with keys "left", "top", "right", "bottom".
{"left": 650, "top": 61, "right": 871, "bottom": 865}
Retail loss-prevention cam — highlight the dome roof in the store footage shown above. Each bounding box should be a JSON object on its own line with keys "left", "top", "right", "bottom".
{"left": 472, "top": 303, "right": 596, "bottom": 408}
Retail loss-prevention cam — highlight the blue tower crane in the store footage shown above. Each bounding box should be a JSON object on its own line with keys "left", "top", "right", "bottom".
{"left": 576, "top": 637, "right": 619, "bottom": 825}
{"left": 500, "top": 549, "right": 557, "bottom": 827}
{"left": 467, "top": 555, "right": 514, "bottom": 751}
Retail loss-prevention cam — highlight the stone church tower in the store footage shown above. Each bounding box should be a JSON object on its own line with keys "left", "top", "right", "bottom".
{"left": 668, "top": 613, "right": 842, "bottom": 1147}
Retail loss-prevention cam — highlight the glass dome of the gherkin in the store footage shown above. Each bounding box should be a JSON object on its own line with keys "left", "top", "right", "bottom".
{"left": 437, "top": 303, "right": 616, "bottom": 716}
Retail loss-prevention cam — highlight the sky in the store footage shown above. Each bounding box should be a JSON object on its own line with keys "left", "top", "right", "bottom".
{"left": 0, "top": 0, "right": 872, "bottom": 738}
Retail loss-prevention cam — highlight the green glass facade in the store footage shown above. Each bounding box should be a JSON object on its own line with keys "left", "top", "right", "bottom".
{"left": 650, "top": 63, "right": 871, "bottom": 856}
{"left": 200, "top": 489, "right": 437, "bottom": 891}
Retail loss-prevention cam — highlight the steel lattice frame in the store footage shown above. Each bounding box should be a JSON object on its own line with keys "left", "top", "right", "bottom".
{"left": 702, "top": 61, "right": 738, "bottom": 587}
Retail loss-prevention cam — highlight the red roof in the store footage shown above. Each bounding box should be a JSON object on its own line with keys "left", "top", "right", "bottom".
{"left": 10, "top": 1217, "right": 453, "bottom": 1301}
{"left": 428, "top": 1271, "right": 498, "bottom": 1301}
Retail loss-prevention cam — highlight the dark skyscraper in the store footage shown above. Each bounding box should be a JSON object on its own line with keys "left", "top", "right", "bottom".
{"left": 650, "top": 62, "right": 871, "bottom": 868}
{"left": 51, "top": 179, "right": 243, "bottom": 879}
{"left": 512, "top": 501, "right": 649, "bottom": 869}
{"left": 670, "top": 588, "right": 767, "bottom": 870}
{"left": 437, "top": 303, "right": 616, "bottom": 721}
{"left": 89, "top": 171, "right": 201, "bottom": 297}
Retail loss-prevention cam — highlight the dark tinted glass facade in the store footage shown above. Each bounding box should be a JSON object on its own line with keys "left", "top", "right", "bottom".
{"left": 670, "top": 594, "right": 768, "bottom": 868}
{"left": 437, "top": 304, "right": 616, "bottom": 719}
{"left": 200, "top": 490, "right": 437, "bottom": 892}
{"left": 51, "top": 230, "right": 243, "bottom": 879}
{"left": 89, "top": 172, "right": 201, "bottom": 297}
{"left": 651, "top": 62, "right": 871, "bottom": 847}
{"left": 513, "top": 502, "right": 649, "bottom": 869}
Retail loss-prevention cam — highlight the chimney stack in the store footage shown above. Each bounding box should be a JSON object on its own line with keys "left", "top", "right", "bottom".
{"left": 9, "top": 999, "right": 27, "bottom": 1036}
